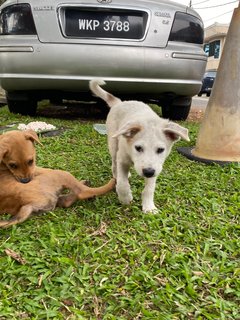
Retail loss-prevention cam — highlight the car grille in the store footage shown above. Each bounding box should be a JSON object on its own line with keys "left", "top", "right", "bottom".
{"left": 59, "top": 7, "right": 148, "bottom": 40}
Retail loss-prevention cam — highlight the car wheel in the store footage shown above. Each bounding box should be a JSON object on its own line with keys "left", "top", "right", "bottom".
{"left": 198, "top": 93, "right": 202, "bottom": 97}
{"left": 7, "top": 95, "right": 37, "bottom": 116}
{"left": 207, "top": 92, "right": 210, "bottom": 97}
{"left": 49, "top": 98, "right": 63, "bottom": 105}
{"left": 161, "top": 97, "right": 192, "bottom": 121}
{"left": 95, "top": 98, "right": 110, "bottom": 118}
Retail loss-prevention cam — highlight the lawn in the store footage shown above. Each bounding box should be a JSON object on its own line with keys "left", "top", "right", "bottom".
{"left": 0, "top": 104, "right": 239, "bottom": 319}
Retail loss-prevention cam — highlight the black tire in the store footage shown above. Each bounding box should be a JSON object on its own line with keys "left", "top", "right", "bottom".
{"left": 198, "top": 93, "right": 202, "bottom": 97}
{"left": 207, "top": 92, "right": 210, "bottom": 97}
{"left": 7, "top": 97, "right": 37, "bottom": 116}
{"left": 161, "top": 97, "right": 192, "bottom": 121}
{"left": 95, "top": 98, "right": 110, "bottom": 118}
{"left": 49, "top": 98, "right": 63, "bottom": 105}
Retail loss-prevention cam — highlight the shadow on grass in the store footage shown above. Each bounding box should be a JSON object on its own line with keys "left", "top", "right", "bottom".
{"left": 37, "top": 100, "right": 109, "bottom": 121}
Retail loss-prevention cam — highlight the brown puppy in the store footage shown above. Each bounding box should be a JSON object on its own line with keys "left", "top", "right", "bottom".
{"left": 0, "top": 130, "right": 115, "bottom": 227}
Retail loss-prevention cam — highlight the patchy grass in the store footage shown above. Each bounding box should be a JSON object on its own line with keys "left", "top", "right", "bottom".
{"left": 0, "top": 105, "right": 239, "bottom": 320}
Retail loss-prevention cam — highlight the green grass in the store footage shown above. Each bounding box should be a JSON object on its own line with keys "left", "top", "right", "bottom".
{"left": 0, "top": 105, "right": 239, "bottom": 319}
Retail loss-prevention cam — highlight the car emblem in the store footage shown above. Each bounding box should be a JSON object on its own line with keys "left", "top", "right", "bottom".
{"left": 97, "top": 0, "right": 112, "bottom": 3}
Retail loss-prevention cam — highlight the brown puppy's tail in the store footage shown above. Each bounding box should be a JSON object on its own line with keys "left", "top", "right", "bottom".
{"left": 89, "top": 79, "right": 121, "bottom": 108}
{"left": 57, "top": 174, "right": 116, "bottom": 207}
{"left": 77, "top": 178, "right": 116, "bottom": 200}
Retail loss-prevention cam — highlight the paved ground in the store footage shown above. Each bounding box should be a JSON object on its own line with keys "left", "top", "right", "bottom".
{"left": 188, "top": 95, "right": 208, "bottom": 122}
{"left": 192, "top": 95, "right": 208, "bottom": 110}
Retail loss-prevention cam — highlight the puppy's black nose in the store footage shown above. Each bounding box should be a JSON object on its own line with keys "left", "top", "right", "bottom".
{"left": 20, "top": 178, "right": 31, "bottom": 184}
{"left": 142, "top": 168, "right": 155, "bottom": 178}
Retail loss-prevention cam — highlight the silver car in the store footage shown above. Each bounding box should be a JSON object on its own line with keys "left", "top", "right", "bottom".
{"left": 0, "top": 0, "right": 207, "bottom": 119}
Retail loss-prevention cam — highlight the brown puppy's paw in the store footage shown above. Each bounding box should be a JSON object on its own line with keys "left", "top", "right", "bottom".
{"left": 0, "top": 221, "right": 11, "bottom": 228}
{"left": 57, "top": 193, "right": 77, "bottom": 208}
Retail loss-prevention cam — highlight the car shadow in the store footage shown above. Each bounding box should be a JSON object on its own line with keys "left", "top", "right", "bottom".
{"left": 37, "top": 100, "right": 108, "bottom": 121}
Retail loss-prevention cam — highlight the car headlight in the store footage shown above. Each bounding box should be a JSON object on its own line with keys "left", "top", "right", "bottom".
{"left": 0, "top": 4, "right": 36, "bottom": 35}
{"left": 169, "top": 12, "right": 204, "bottom": 44}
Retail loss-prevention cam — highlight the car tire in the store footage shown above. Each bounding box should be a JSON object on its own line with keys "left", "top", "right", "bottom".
{"left": 49, "top": 98, "right": 63, "bottom": 105}
{"left": 95, "top": 98, "right": 110, "bottom": 118}
{"left": 198, "top": 93, "right": 202, "bottom": 97}
{"left": 207, "top": 92, "right": 210, "bottom": 97}
{"left": 161, "top": 97, "right": 191, "bottom": 121}
{"left": 7, "top": 96, "right": 37, "bottom": 116}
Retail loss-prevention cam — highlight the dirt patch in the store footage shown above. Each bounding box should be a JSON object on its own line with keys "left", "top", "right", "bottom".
{"left": 187, "top": 108, "right": 205, "bottom": 122}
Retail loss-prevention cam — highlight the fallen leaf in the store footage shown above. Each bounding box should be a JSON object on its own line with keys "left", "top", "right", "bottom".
{"left": 90, "top": 221, "right": 107, "bottom": 236}
{"left": 193, "top": 271, "right": 204, "bottom": 276}
{"left": 5, "top": 248, "right": 27, "bottom": 265}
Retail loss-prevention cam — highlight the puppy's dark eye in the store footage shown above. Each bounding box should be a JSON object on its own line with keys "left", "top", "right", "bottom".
{"left": 28, "top": 159, "right": 34, "bottom": 166}
{"left": 157, "top": 148, "right": 165, "bottom": 154}
{"left": 9, "top": 163, "right": 18, "bottom": 169}
{"left": 135, "top": 145, "right": 143, "bottom": 153}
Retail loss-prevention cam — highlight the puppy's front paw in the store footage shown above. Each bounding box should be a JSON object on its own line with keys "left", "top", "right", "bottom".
{"left": 116, "top": 183, "right": 132, "bottom": 205}
{"left": 118, "top": 192, "right": 133, "bottom": 205}
{"left": 118, "top": 193, "right": 133, "bottom": 205}
{"left": 142, "top": 204, "right": 158, "bottom": 214}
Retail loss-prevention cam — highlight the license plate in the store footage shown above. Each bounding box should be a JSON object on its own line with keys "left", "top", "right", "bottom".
{"left": 64, "top": 8, "right": 147, "bottom": 40}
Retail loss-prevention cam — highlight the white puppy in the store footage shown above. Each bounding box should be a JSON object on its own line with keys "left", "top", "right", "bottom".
{"left": 90, "top": 79, "right": 190, "bottom": 213}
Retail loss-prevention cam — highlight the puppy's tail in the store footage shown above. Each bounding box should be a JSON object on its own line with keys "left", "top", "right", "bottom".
{"left": 77, "top": 178, "right": 116, "bottom": 200}
{"left": 89, "top": 79, "right": 121, "bottom": 108}
{"left": 57, "top": 176, "right": 116, "bottom": 207}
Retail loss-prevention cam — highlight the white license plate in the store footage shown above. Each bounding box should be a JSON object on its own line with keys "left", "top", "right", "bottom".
{"left": 64, "top": 9, "right": 147, "bottom": 40}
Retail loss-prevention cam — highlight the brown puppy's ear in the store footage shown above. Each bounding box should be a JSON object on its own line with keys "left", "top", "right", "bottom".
{"left": 163, "top": 122, "right": 190, "bottom": 142}
{"left": 0, "top": 145, "right": 8, "bottom": 163}
{"left": 112, "top": 123, "right": 142, "bottom": 139}
{"left": 24, "top": 130, "right": 43, "bottom": 145}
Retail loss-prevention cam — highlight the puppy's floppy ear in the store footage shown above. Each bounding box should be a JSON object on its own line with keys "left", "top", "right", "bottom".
{"left": 24, "top": 130, "right": 43, "bottom": 145}
{"left": 0, "top": 145, "right": 8, "bottom": 163}
{"left": 163, "top": 122, "right": 190, "bottom": 142}
{"left": 112, "top": 123, "right": 142, "bottom": 139}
